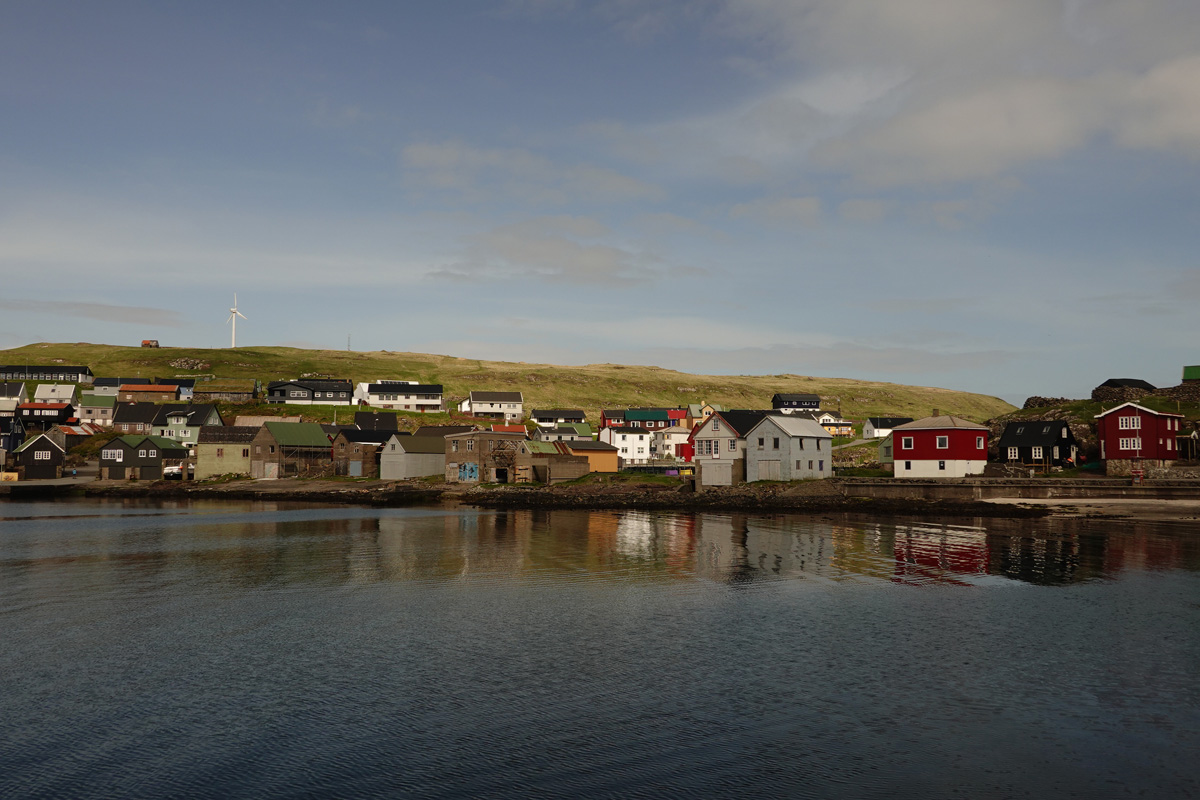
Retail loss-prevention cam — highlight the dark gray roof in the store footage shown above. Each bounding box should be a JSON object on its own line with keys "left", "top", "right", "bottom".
{"left": 867, "top": 417, "right": 914, "bottom": 428}
{"left": 531, "top": 409, "right": 586, "bottom": 419}
{"left": 336, "top": 429, "right": 392, "bottom": 445}
{"left": 564, "top": 440, "right": 617, "bottom": 451}
{"left": 772, "top": 393, "right": 820, "bottom": 402}
{"left": 112, "top": 402, "right": 161, "bottom": 424}
{"left": 154, "top": 378, "right": 196, "bottom": 388}
{"left": 414, "top": 425, "right": 475, "bottom": 437}
{"left": 151, "top": 404, "right": 220, "bottom": 426}
{"left": 997, "top": 420, "right": 1073, "bottom": 448}
{"left": 355, "top": 411, "right": 399, "bottom": 430}
{"left": 268, "top": 380, "right": 353, "bottom": 392}
{"left": 0, "top": 381, "right": 24, "bottom": 397}
{"left": 198, "top": 426, "right": 259, "bottom": 444}
{"left": 95, "top": 377, "right": 152, "bottom": 388}
{"left": 713, "top": 410, "right": 773, "bottom": 436}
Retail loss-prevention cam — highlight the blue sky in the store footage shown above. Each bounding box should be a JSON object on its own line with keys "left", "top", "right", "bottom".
{"left": 2, "top": 1, "right": 1198, "bottom": 404}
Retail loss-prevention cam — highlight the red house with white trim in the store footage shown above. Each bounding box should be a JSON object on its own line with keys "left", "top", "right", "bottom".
{"left": 1095, "top": 402, "right": 1183, "bottom": 474}
{"left": 892, "top": 415, "right": 988, "bottom": 478}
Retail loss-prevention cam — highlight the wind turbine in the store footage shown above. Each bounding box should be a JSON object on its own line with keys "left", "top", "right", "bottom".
{"left": 227, "top": 294, "right": 247, "bottom": 348}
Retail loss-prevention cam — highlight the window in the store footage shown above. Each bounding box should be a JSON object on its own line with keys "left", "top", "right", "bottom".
{"left": 712, "top": 419, "right": 720, "bottom": 431}
{"left": 713, "top": 440, "right": 720, "bottom": 455}
{"left": 1007, "top": 447, "right": 1018, "bottom": 460}
{"left": 451, "top": 440, "right": 459, "bottom": 452}
{"left": 901, "top": 437, "right": 913, "bottom": 450}
{"left": 242, "top": 449, "right": 249, "bottom": 458}
{"left": 798, "top": 439, "right": 804, "bottom": 450}
{"left": 936, "top": 436, "right": 949, "bottom": 449}
{"left": 34, "top": 450, "right": 49, "bottom": 460}
{"left": 1119, "top": 437, "right": 1141, "bottom": 450}
{"left": 819, "top": 460, "right": 823, "bottom": 471}
{"left": 1062, "top": 428, "right": 1068, "bottom": 438}
{"left": 1032, "top": 446, "right": 1043, "bottom": 459}
{"left": 466, "top": 440, "right": 474, "bottom": 451}
{"left": 796, "top": 460, "right": 802, "bottom": 469}
{"left": 816, "top": 440, "right": 821, "bottom": 451}
{"left": 216, "top": 448, "right": 225, "bottom": 457}
{"left": 1118, "top": 416, "right": 1141, "bottom": 430}
{"left": 773, "top": 438, "right": 780, "bottom": 449}
{"left": 138, "top": 449, "right": 147, "bottom": 458}
{"left": 757, "top": 437, "right": 764, "bottom": 449}
{"left": 904, "top": 461, "right": 911, "bottom": 470}
{"left": 148, "top": 450, "right": 156, "bottom": 457}
{"left": 808, "top": 460, "right": 813, "bottom": 470}
{"left": 103, "top": 449, "right": 123, "bottom": 462}
{"left": 976, "top": 437, "right": 984, "bottom": 449}
{"left": 938, "top": 460, "right": 946, "bottom": 470}
{"left": 269, "top": 446, "right": 275, "bottom": 454}
{"left": 1052, "top": 447, "right": 1059, "bottom": 458}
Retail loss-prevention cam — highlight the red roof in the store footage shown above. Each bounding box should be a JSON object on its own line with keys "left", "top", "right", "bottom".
{"left": 491, "top": 424, "right": 526, "bottom": 433}
{"left": 120, "top": 384, "right": 178, "bottom": 392}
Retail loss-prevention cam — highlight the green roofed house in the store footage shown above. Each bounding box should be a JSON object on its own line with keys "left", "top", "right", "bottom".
{"left": 1183, "top": 366, "right": 1200, "bottom": 383}
{"left": 77, "top": 393, "right": 117, "bottom": 427}
{"left": 250, "top": 422, "right": 332, "bottom": 479}
{"left": 98, "top": 435, "right": 189, "bottom": 480}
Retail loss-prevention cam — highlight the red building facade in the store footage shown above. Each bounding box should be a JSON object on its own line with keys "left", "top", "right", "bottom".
{"left": 1095, "top": 402, "right": 1182, "bottom": 471}
{"left": 892, "top": 416, "right": 988, "bottom": 478}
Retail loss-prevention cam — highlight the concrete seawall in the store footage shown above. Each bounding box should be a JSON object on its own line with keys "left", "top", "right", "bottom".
{"left": 838, "top": 478, "right": 1200, "bottom": 501}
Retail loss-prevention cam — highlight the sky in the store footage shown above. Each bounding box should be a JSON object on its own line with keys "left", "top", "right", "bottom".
{"left": 2, "top": 0, "right": 1198, "bottom": 405}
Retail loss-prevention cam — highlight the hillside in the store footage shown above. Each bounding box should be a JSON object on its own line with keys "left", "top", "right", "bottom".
{"left": 3, "top": 342, "right": 1016, "bottom": 422}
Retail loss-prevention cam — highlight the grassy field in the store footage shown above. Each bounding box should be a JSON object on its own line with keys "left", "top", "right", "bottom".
{"left": 3, "top": 342, "right": 1016, "bottom": 422}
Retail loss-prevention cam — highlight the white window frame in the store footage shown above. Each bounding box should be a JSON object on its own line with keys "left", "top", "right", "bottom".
{"left": 1118, "top": 416, "right": 1141, "bottom": 430}
{"left": 901, "top": 437, "right": 913, "bottom": 450}
{"left": 936, "top": 435, "right": 949, "bottom": 449}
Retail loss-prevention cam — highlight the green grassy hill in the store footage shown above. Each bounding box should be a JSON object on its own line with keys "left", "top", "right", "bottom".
{"left": 3, "top": 342, "right": 1016, "bottom": 422}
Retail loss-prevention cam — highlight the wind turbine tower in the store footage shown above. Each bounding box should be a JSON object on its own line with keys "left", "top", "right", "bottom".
{"left": 227, "top": 294, "right": 247, "bottom": 348}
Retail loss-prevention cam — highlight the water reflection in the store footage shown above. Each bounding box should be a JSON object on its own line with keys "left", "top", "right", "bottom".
{"left": 2, "top": 501, "right": 1200, "bottom": 591}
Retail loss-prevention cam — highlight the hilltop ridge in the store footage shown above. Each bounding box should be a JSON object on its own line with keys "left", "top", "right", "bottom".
{"left": 1, "top": 342, "right": 1016, "bottom": 422}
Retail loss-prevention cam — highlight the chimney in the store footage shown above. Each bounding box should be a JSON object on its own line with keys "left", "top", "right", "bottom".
{"left": 932, "top": 408, "right": 940, "bottom": 417}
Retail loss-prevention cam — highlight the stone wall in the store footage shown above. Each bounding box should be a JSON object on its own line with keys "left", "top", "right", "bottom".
{"left": 1023, "top": 396, "right": 1073, "bottom": 409}
{"left": 1091, "top": 386, "right": 1152, "bottom": 403}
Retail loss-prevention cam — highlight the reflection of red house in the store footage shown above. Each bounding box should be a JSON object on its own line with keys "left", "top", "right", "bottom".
{"left": 892, "top": 527, "right": 989, "bottom": 585}
{"left": 1095, "top": 402, "right": 1182, "bottom": 469}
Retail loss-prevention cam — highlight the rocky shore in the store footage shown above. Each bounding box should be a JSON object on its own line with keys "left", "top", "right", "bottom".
{"left": 63, "top": 476, "right": 1053, "bottom": 518}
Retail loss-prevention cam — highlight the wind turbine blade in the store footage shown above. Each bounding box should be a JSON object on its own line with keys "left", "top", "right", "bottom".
{"left": 227, "top": 314, "right": 235, "bottom": 323}
{"left": 236, "top": 311, "right": 247, "bottom": 320}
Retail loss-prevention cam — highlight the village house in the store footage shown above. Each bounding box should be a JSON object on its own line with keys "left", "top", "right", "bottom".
{"left": 331, "top": 429, "right": 391, "bottom": 478}
{"left": 996, "top": 420, "right": 1080, "bottom": 469}
{"left": 379, "top": 434, "right": 447, "bottom": 480}
{"left": 684, "top": 402, "right": 722, "bottom": 430}
{"left": 1095, "top": 402, "right": 1184, "bottom": 476}
{"left": 151, "top": 405, "right": 224, "bottom": 447}
{"left": 33, "top": 384, "right": 79, "bottom": 405}
{"left": 813, "top": 411, "right": 854, "bottom": 438}
{"left": 112, "top": 402, "right": 163, "bottom": 435}
{"left": 194, "top": 426, "right": 258, "bottom": 480}
{"left": 653, "top": 425, "right": 693, "bottom": 460}
{"left": 91, "top": 377, "right": 151, "bottom": 396}
{"left": 891, "top": 416, "right": 989, "bottom": 478}
{"left": 458, "top": 391, "right": 524, "bottom": 422}
{"left": 0, "top": 382, "right": 27, "bottom": 424}
{"left": 0, "top": 365, "right": 93, "bottom": 384}
{"left": 155, "top": 378, "right": 195, "bottom": 401}
{"left": 561, "top": 440, "right": 619, "bottom": 473}
{"left": 692, "top": 410, "right": 773, "bottom": 488}
{"left": 0, "top": 416, "right": 26, "bottom": 457}
{"left": 414, "top": 424, "right": 476, "bottom": 438}
{"left": 266, "top": 379, "right": 354, "bottom": 405}
{"left": 77, "top": 393, "right": 117, "bottom": 426}
{"left": 117, "top": 384, "right": 180, "bottom": 403}
{"left": 623, "top": 409, "right": 673, "bottom": 431}
{"left": 532, "top": 423, "right": 592, "bottom": 443}
{"left": 530, "top": 409, "right": 587, "bottom": 429}
{"left": 863, "top": 417, "right": 914, "bottom": 439}
{"left": 444, "top": 430, "right": 527, "bottom": 483}
{"left": 744, "top": 415, "right": 833, "bottom": 482}
{"left": 354, "top": 380, "right": 445, "bottom": 413}
{"left": 46, "top": 423, "right": 103, "bottom": 452}
{"left": 250, "top": 422, "right": 333, "bottom": 479}
{"left": 18, "top": 402, "right": 75, "bottom": 432}
{"left": 772, "top": 393, "right": 820, "bottom": 414}
{"left": 598, "top": 409, "right": 626, "bottom": 429}
{"left": 12, "top": 433, "right": 67, "bottom": 480}
{"left": 598, "top": 425, "right": 651, "bottom": 465}
{"left": 192, "top": 379, "right": 258, "bottom": 404}
{"left": 512, "top": 440, "right": 591, "bottom": 484}
{"left": 99, "top": 435, "right": 189, "bottom": 480}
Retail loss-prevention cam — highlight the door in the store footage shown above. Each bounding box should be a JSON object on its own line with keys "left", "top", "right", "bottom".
{"left": 265, "top": 462, "right": 279, "bottom": 479}
{"left": 349, "top": 461, "right": 362, "bottom": 477}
